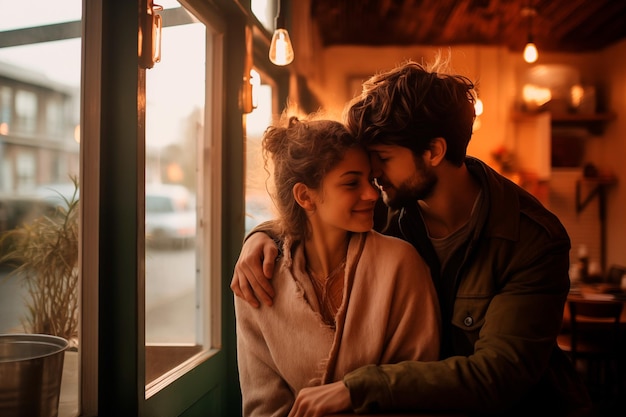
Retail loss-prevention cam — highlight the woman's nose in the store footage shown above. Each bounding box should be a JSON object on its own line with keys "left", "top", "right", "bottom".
{"left": 363, "top": 181, "right": 380, "bottom": 201}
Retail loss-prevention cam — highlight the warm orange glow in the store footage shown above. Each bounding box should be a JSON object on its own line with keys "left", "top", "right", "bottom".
{"left": 269, "top": 29, "right": 294, "bottom": 66}
{"left": 570, "top": 85, "right": 584, "bottom": 108}
{"left": 522, "top": 84, "right": 551, "bottom": 109}
{"left": 523, "top": 42, "right": 538, "bottom": 63}
{"left": 250, "top": 69, "right": 260, "bottom": 109}
{"left": 0, "top": 122, "right": 8, "bottom": 135}
{"left": 473, "top": 117, "right": 482, "bottom": 132}
{"left": 166, "top": 163, "right": 184, "bottom": 182}
{"left": 474, "top": 98, "right": 484, "bottom": 116}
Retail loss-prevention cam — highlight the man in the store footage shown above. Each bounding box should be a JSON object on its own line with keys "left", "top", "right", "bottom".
{"left": 231, "top": 55, "right": 592, "bottom": 417}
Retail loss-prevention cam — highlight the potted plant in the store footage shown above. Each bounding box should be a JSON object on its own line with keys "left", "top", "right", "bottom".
{"left": 0, "top": 177, "right": 78, "bottom": 417}
{"left": 0, "top": 176, "right": 79, "bottom": 344}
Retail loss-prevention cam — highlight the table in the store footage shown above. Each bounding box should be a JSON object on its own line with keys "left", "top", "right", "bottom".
{"left": 563, "top": 283, "right": 626, "bottom": 326}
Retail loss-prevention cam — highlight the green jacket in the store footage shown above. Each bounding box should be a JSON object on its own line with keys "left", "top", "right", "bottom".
{"left": 344, "top": 157, "right": 592, "bottom": 416}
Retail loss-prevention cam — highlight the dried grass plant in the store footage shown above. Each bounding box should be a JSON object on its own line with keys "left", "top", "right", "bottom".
{"left": 0, "top": 178, "right": 79, "bottom": 344}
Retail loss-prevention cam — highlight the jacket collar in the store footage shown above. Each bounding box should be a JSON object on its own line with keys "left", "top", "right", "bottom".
{"left": 396, "top": 157, "right": 523, "bottom": 266}
{"left": 464, "top": 157, "right": 520, "bottom": 243}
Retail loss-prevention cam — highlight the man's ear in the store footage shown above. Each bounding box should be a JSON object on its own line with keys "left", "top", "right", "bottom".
{"left": 428, "top": 137, "right": 447, "bottom": 167}
{"left": 293, "top": 183, "right": 315, "bottom": 211}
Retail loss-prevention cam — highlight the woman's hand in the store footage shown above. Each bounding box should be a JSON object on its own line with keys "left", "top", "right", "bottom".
{"left": 288, "top": 381, "right": 351, "bottom": 417}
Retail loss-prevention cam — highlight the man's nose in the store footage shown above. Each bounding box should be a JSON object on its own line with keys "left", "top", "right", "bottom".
{"left": 369, "top": 157, "right": 383, "bottom": 178}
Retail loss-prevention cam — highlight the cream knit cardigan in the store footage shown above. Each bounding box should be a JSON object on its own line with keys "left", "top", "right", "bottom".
{"left": 235, "top": 230, "right": 441, "bottom": 417}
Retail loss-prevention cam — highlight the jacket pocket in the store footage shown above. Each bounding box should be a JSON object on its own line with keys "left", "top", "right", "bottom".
{"left": 451, "top": 296, "right": 491, "bottom": 347}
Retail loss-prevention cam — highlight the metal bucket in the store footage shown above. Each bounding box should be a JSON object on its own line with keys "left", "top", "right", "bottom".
{"left": 0, "top": 334, "right": 69, "bottom": 417}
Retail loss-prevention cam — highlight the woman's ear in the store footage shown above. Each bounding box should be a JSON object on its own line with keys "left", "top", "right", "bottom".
{"left": 293, "top": 183, "right": 315, "bottom": 211}
{"left": 428, "top": 137, "right": 447, "bottom": 167}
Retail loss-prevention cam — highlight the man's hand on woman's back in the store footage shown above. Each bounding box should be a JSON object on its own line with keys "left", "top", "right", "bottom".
{"left": 231, "top": 232, "right": 279, "bottom": 308}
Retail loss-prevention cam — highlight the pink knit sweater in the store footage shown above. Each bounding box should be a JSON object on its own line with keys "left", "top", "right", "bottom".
{"left": 235, "top": 231, "right": 441, "bottom": 416}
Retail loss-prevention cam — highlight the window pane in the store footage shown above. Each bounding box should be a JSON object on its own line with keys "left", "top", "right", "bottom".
{"left": 145, "top": 11, "right": 207, "bottom": 388}
{"left": 0, "top": 2, "right": 82, "bottom": 417}
{"left": 0, "top": 0, "right": 81, "bottom": 31}
{"left": 14, "top": 89, "right": 37, "bottom": 135}
{"left": 245, "top": 70, "right": 276, "bottom": 234}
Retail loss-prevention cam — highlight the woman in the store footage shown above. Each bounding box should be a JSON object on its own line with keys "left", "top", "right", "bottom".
{"left": 234, "top": 115, "right": 440, "bottom": 416}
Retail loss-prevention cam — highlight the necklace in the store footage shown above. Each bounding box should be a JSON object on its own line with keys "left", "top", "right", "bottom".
{"left": 306, "top": 258, "right": 346, "bottom": 327}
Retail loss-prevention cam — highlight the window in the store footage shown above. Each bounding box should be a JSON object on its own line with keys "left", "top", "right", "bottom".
{"left": 15, "top": 150, "right": 35, "bottom": 192}
{"left": 0, "top": 1, "right": 82, "bottom": 416}
{"left": 245, "top": 68, "right": 277, "bottom": 234}
{"left": 14, "top": 89, "right": 37, "bottom": 135}
{"left": 144, "top": 0, "right": 224, "bottom": 397}
{"left": 0, "top": 86, "right": 11, "bottom": 135}
{"left": 1, "top": 0, "right": 239, "bottom": 414}
{"left": 45, "top": 93, "right": 66, "bottom": 139}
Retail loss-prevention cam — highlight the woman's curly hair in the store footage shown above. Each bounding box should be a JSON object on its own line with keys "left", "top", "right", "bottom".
{"left": 262, "top": 114, "right": 357, "bottom": 242}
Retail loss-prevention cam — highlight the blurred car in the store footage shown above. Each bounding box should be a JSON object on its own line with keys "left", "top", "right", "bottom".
{"left": 1, "top": 181, "right": 77, "bottom": 237}
{"left": 145, "top": 184, "right": 196, "bottom": 249}
{"left": 0, "top": 195, "right": 57, "bottom": 247}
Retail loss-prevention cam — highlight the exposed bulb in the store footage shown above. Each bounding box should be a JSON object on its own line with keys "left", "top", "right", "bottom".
{"left": 523, "top": 42, "right": 538, "bottom": 63}
{"left": 474, "top": 98, "right": 484, "bottom": 117}
{"left": 269, "top": 29, "right": 294, "bottom": 66}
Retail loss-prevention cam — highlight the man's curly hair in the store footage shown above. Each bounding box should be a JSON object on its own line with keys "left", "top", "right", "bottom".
{"left": 345, "top": 52, "right": 477, "bottom": 166}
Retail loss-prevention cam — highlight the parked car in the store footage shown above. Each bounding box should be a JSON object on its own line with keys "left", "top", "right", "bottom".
{"left": 145, "top": 184, "right": 196, "bottom": 249}
{"left": 0, "top": 195, "right": 57, "bottom": 234}
{"left": 0, "top": 195, "right": 59, "bottom": 264}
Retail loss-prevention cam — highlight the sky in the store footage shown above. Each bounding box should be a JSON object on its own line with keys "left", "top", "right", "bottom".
{"left": 0, "top": 0, "right": 81, "bottom": 86}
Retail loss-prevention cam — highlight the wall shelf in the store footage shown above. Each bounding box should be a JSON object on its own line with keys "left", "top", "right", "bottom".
{"left": 513, "top": 111, "right": 616, "bottom": 122}
{"left": 550, "top": 112, "right": 616, "bottom": 122}
{"left": 512, "top": 111, "right": 616, "bottom": 135}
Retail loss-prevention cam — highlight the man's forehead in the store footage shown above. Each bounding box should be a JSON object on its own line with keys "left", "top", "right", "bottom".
{"left": 366, "top": 144, "right": 401, "bottom": 153}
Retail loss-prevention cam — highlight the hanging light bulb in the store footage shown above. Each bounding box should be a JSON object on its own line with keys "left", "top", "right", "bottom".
{"left": 522, "top": 4, "right": 538, "bottom": 64}
{"left": 523, "top": 40, "right": 538, "bottom": 63}
{"left": 269, "top": 29, "right": 294, "bottom": 65}
{"left": 475, "top": 98, "right": 484, "bottom": 117}
{"left": 473, "top": 49, "right": 484, "bottom": 118}
{"left": 269, "top": 0, "right": 294, "bottom": 66}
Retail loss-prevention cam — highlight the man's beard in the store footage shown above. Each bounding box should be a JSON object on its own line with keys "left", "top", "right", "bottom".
{"left": 382, "top": 167, "right": 437, "bottom": 210}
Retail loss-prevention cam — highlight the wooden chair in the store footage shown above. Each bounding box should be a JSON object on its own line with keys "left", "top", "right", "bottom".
{"left": 605, "top": 264, "right": 626, "bottom": 285}
{"left": 558, "top": 299, "right": 624, "bottom": 403}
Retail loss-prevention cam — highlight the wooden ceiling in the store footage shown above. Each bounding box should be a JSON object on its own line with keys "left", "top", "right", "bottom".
{"left": 309, "top": 0, "right": 626, "bottom": 53}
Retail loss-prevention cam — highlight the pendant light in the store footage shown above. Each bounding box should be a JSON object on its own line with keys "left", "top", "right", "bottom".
{"left": 474, "top": 48, "right": 484, "bottom": 117}
{"left": 269, "top": 0, "right": 294, "bottom": 66}
{"left": 472, "top": 48, "right": 484, "bottom": 132}
{"left": 522, "top": 3, "right": 538, "bottom": 63}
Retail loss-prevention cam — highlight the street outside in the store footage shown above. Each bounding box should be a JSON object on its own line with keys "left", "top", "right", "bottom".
{"left": 145, "top": 245, "right": 197, "bottom": 344}
{"left": 0, "top": 246, "right": 197, "bottom": 343}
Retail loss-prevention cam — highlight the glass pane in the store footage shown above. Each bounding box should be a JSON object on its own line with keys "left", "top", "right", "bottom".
{"left": 145, "top": 8, "right": 207, "bottom": 387}
{"left": 0, "top": 1, "right": 81, "bottom": 417}
{"left": 0, "top": 0, "right": 81, "bottom": 31}
{"left": 245, "top": 70, "right": 276, "bottom": 234}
